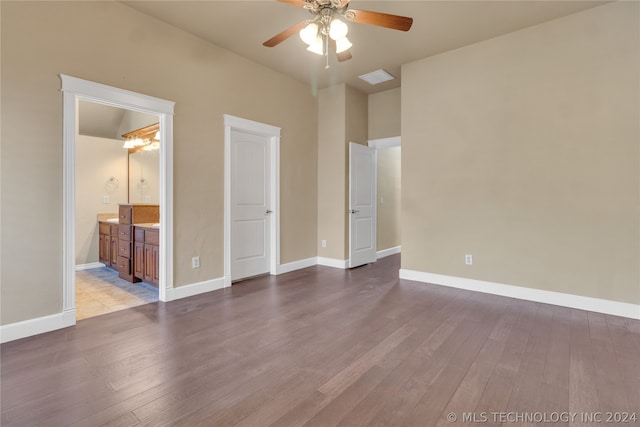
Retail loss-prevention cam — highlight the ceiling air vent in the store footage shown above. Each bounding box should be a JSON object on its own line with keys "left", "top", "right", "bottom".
{"left": 358, "top": 69, "right": 395, "bottom": 85}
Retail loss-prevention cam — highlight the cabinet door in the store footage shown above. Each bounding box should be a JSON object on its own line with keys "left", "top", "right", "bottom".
{"left": 110, "top": 236, "right": 119, "bottom": 268}
{"left": 134, "top": 241, "right": 145, "bottom": 279}
{"left": 144, "top": 244, "right": 154, "bottom": 284}
{"left": 98, "top": 234, "right": 107, "bottom": 264}
{"left": 152, "top": 244, "right": 160, "bottom": 286}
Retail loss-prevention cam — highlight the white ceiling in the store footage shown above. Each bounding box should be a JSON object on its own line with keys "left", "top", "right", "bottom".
{"left": 120, "top": 0, "right": 606, "bottom": 94}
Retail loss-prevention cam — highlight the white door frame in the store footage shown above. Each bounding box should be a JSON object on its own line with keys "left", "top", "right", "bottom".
{"left": 61, "top": 75, "right": 175, "bottom": 316}
{"left": 223, "top": 115, "right": 280, "bottom": 286}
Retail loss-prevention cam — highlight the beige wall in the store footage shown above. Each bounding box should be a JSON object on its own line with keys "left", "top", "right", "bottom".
{"left": 316, "top": 84, "right": 368, "bottom": 260}
{"left": 377, "top": 147, "right": 401, "bottom": 251}
{"left": 75, "top": 135, "right": 128, "bottom": 265}
{"left": 402, "top": 2, "right": 639, "bottom": 304}
{"left": 317, "top": 85, "right": 346, "bottom": 259}
{"left": 1, "top": 1, "right": 318, "bottom": 325}
{"left": 368, "top": 88, "right": 400, "bottom": 140}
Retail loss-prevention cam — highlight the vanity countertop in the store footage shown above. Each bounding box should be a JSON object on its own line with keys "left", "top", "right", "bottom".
{"left": 97, "top": 218, "right": 160, "bottom": 228}
{"left": 134, "top": 223, "right": 160, "bottom": 229}
{"left": 97, "top": 213, "right": 118, "bottom": 222}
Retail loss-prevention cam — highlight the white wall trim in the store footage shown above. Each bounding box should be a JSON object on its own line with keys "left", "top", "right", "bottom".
{"left": 223, "top": 114, "right": 281, "bottom": 287}
{"left": 59, "top": 75, "right": 174, "bottom": 115}
{"left": 317, "top": 257, "right": 349, "bottom": 269}
{"left": 75, "top": 262, "right": 105, "bottom": 271}
{"left": 368, "top": 136, "right": 401, "bottom": 149}
{"left": 0, "top": 309, "right": 76, "bottom": 343}
{"left": 165, "top": 277, "right": 226, "bottom": 301}
{"left": 376, "top": 246, "right": 401, "bottom": 259}
{"left": 276, "top": 257, "right": 317, "bottom": 275}
{"left": 399, "top": 269, "right": 640, "bottom": 320}
{"left": 61, "top": 74, "right": 176, "bottom": 330}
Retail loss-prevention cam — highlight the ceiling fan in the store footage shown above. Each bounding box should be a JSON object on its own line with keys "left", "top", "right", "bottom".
{"left": 263, "top": 0, "right": 413, "bottom": 65}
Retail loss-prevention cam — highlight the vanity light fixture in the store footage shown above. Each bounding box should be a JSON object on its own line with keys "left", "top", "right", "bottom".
{"left": 122, "top": 123, "right": 160, "bottom": 150}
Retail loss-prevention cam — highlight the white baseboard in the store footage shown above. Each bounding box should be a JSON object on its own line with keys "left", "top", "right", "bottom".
{"left": 399, "top": 269, "right": 640, "bottom": 320}
{"left": 276, "top": 257, "right": 317, "bottom": 275}
{"left": 165, "top": 277, "right": 226, "bottom": 301}
{"left": 377, "top": 246, "right": 401, "bottom": 259}
{"left": 75, "top": 262, "right": 105, "bottom": 271}
{"left": 0, "top": 309, "right": 76, "bottom": 343}
{"left": 317, "top": 257, "right": 348, "bottom": 269}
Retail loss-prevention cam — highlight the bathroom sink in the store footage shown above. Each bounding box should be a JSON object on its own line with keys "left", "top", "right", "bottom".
{"left": 104, "top": 218, "right": 119, "bottom": 223}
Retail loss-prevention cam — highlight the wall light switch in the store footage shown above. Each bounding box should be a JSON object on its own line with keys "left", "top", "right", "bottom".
{"left": 321, "top": 240, "right": 327, "bottom": 248}
{"left": 103, "top": 196, "right": 109, "bottom": 204}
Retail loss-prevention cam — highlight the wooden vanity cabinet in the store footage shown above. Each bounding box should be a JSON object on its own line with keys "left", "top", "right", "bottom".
{"left": 98, "top": 223, "right": 110, "bottom": 265}
{"left": 110, "top": 225, "right": 118, "bottom": 268}
{"left": 117, "top": 204, "right": 159, "bottom": 283}
{"left": 98, "top": 222, "right": 120, "bottom": 269}
{"left": 118, "top": 204, "right": 159, "bottom": 225}
{"left": 134, "top": 226, "right": 159, "bottom": 287}
{"left": 99, "top": 204, "right": 159, "bottom": 283}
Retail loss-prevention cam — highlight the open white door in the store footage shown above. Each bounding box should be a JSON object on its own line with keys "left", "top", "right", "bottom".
{"left": 231, "top": 130, "right": 271, "bottom": 280}
{"left": 349, "top": 142, "right": 377, "bottom": 268}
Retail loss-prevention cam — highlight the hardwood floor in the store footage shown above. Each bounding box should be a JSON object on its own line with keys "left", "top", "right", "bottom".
{"left": 76, "top": 268, "right": 159, "bottom": 320}
{"left": 2, "top": 255, "right": 639, "bottom": 426}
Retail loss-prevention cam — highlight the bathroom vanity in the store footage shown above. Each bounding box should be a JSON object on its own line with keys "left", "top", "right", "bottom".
{"left": 98, "top": 204, "right": 159, "bottom": 286}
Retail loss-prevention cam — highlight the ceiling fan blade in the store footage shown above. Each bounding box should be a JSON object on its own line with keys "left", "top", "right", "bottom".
{"left": 263, "top": 20, "right": 307, "bottom": 47}
{"left": 277, "top": 0, "right": 309, "bottom": 8}
{"left": 336, "top": 49, "right": 352, "bottom": 62}
{"left": 347, "top": 9, "right": 413, "bottom": 31}
{"left": 329, "top": 38, "right": 353, "bottom": 62}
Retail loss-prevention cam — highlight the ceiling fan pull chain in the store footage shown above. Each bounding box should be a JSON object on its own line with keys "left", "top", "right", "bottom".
{"left": 325, "top": 34, "right": 330, "bottom": 69}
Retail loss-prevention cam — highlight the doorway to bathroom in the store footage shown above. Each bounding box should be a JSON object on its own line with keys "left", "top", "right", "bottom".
{"left": 61, "top": 75, "right": 175, "bottom": 324}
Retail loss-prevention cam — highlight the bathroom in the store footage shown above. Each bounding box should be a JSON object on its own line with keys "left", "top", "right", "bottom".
{"left": 75, "top": 100, "right": 161, "bottom": 320}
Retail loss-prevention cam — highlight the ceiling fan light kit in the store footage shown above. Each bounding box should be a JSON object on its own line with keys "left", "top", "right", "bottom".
{"left": 298, "top": 10, "right": 351, "bottom": 58}
{"left": 263, "top": 0, "right": 413, "bottom": 65}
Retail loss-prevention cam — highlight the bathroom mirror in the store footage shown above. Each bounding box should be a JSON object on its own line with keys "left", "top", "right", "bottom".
{"left": 128, "top": 149, "right": 160, "bottom": 204}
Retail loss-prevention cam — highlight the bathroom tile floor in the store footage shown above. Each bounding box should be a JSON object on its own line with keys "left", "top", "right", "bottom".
{"left": 75, "top": 267, "right": 158, "bottom": 320}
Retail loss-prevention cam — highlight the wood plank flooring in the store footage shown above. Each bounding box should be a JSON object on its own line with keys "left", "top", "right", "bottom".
{"left": 76, "top": 268, "right": 159, "bottom": 320}
{"left": 2, "top": 255, "right": 639, "bottom": 426}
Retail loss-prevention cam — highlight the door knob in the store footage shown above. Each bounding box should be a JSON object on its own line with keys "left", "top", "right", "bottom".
{"left": 265, "top": 209, "right": 273, "bottom": 215}
{"left": 350, "top": 209, "right": 360, "bottom": 214}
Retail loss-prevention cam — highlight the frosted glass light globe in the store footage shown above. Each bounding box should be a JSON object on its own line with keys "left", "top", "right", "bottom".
{"left": 329, "top": 19, "right": 348, "bottom": 40}
{"left": 300, "top": 23, "right": 319, "bottom": 45}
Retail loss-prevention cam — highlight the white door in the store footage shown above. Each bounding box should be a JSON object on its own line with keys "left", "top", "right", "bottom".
{"left": 231, "top": 130, "right": 271, "bottom": 280}
{"left": 349, "top": 142, "right": 377, "bottom": 268}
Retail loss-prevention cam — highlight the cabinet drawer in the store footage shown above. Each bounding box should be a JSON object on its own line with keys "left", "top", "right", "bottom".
{"left": 99, "top": 222, "right": 111, "bottom": 235}
{"left": 145, "top": 230, "right": 159, "bottom": 245}
{"left": 117, "top": 256, "right": 131, "bottom": 276}
{"left": 118, "top": 225, "right": 132, "bottom": 241}
{"left": 134, "top": 228, "right": 145, "bottom": 242}
{"left": 119, "top": 205, "right": 132, "bottom": 224}
{"left": 118, "top": 239, "right": 131, "bottom": 258}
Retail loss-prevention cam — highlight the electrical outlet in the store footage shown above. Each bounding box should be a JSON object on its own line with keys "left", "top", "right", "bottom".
{"left": 192, "top": 256, "right": 200, "bottom": 269}
{"left": 103, "top": 195, "right": 109, "bottom": 204}
{"left": 465, "top": 254, "right": 473, "bottom": 265}
{"left": 321, "top": 240, "right": 327, "bottom": 248}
